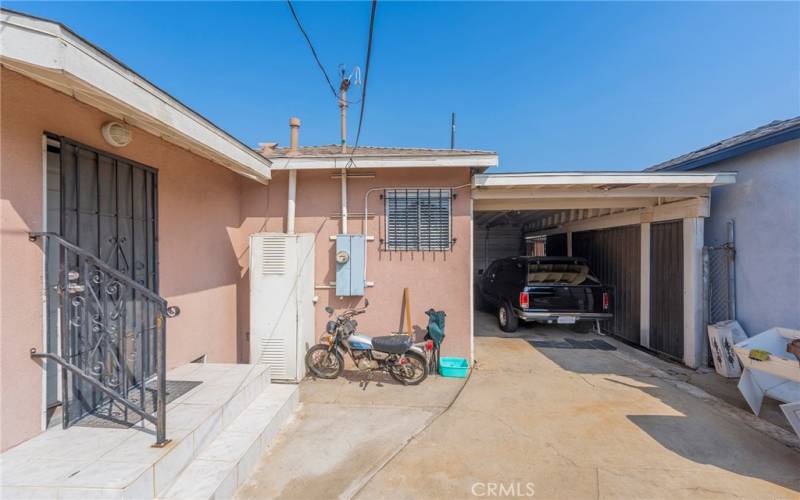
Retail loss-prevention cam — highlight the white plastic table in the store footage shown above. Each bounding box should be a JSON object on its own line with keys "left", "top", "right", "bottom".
{"left": 734, "top": 328, "right": 800, "bottom": 438}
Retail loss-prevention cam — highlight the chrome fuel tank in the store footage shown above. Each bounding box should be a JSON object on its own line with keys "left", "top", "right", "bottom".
{"left": 345, "top": 333, "right": 373, "bottom": 350}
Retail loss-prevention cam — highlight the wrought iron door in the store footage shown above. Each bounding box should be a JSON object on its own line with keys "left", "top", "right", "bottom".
{"left": 54, "top": 137, "right": 159, "bottom": 426}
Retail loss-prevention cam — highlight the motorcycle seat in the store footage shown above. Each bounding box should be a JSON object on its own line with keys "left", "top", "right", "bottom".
{"left": 371, "top": 335, "right": 414, "bottom": 354}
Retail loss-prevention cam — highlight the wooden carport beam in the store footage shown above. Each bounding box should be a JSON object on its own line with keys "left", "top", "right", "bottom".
{"left": 475, "top": 197, "right": 661, "bottom": 211}
{"left": 524, "top": 198, "right": 710, "bottom": 237}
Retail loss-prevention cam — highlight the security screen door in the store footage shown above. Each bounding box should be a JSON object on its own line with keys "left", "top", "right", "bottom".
{"left": 45, "top": 135, "right": 158, "bottom": 426}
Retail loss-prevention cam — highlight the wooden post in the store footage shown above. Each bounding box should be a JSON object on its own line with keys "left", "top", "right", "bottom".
{"left": 403, "top": 287, "right": 412, "bottom": 336}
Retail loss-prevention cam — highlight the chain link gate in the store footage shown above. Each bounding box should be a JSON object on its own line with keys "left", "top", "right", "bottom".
{"left": 702, "top": 221, "right": 736, "bottom": 364}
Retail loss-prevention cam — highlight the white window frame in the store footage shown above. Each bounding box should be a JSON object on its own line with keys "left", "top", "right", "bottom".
{"left": 384, "top": 188, "right": 452, "bottom": 251}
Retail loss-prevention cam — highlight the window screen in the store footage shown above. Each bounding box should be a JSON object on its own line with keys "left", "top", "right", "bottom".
{"left": 385, "top": 189, "right": 452, "bottom": 251}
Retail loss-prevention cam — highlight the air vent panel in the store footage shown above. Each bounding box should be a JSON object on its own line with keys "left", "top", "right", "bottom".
{"left": 261, "top": 236, "right": 287, "bottom": 275}
{"left": 258, "top": 337, "right": 287, "bottom": 378}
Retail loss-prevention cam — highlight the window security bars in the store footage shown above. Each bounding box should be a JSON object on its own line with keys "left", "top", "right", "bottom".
{"left": 385, "top": 189, "right": 452, "bottom": 251}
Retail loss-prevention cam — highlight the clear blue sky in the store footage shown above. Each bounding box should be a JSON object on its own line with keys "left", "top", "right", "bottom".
{"left": 6, "top": 1, "right": 799, "bottom": 172}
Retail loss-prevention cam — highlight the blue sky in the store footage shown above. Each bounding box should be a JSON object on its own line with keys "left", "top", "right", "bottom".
{"left": 6, "top": 1, "right": 799, "bottom": 172}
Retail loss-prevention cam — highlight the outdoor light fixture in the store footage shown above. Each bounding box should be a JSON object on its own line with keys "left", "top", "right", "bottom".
{"left": 101, "top": 121, "right": 132, "bottom": 147}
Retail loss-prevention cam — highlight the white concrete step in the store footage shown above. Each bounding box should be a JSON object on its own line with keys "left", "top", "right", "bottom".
{"left": 0, "top": 363, "right": 271, "bottom": 499}
{"left": 158, "top": 383, "right": 299, "bottom": 500}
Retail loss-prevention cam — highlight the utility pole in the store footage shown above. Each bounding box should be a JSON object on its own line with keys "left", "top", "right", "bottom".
{"left": 450, "top": 112, "right": 456, "bottom": 149}
{"left": 339, "top": 74, "right": 350, "bottom": 154}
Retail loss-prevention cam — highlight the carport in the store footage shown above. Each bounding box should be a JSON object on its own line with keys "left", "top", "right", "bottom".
{"left": 470, "top": 171, "right": 736, "bottom": 368}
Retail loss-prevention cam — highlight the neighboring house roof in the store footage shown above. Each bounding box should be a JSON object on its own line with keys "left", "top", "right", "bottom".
{"left": 0, "top": 8, "right": 271, "bottom": 183}
{"left": 260, "top": 144, "right": 498, "bottom": 170}
{"left": 646, "top": 116, "right": 800, "bottom": 172}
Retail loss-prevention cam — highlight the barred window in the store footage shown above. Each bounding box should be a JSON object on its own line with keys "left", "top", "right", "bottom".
{"left": 385, "top": 189, "right": 452, "bottom": 251}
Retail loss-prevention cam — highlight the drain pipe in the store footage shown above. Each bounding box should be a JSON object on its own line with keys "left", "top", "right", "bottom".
{"left": 341, "top": 169, "right": 348, "bottom": 234}
{"left": 362, "top": 183, "right": 471, "bottom": 284}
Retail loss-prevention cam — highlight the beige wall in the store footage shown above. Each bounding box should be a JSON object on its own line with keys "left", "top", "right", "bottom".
{"left": 0, "top": 68, "right": 253, "bottom": 451}
{"left": 239, "top": 167, "right": 473, "bottom": 361}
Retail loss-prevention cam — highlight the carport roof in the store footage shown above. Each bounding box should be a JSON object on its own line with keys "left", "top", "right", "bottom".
{"left": 471, "top": 171, "right": 736, "bottom": 222}
{"left": 473, "top": 171, "right": 736, "bottom": 189}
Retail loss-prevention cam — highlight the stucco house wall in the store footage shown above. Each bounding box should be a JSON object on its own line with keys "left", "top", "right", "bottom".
{"left": 696, "top": 138, "right": 800, "bottom": 334}
{"left": 239, "top": 167, "right": 473, "bottom": 361}
{"left": 0, "top": 68, "right": 252, "bottom": 451}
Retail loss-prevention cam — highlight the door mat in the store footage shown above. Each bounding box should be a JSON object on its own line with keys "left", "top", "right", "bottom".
{"left": 74, "top": 380, "right": 202, "bottom": 429}
{"left": 528, "top": 339, "right": 617, "bottom": 351}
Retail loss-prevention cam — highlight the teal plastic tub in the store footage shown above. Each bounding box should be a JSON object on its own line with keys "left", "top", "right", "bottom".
{"left": 439, "top": 357, "right": 469, "bottom": 378}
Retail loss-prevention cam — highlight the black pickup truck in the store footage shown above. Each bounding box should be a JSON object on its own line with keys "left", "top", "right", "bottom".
{"left": 476, "top": 256, "right": 612, "bottom": 333}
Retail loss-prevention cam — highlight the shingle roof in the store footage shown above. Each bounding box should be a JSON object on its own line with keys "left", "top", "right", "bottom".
{"left": 258, "top": 144, "right": 495, "bottom": 159}
{"left": 646, "top": 116, "right": 800, "bottom": 172}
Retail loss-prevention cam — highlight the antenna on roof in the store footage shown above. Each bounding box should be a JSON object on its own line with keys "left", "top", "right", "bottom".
{"left": 338, "top": 65, "right": 361, "bottom": 154}
{"left": 450, "top": 112, "right": 456, "bottom": 150}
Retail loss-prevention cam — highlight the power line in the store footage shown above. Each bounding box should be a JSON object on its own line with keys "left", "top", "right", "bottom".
{"left": 286, "top": 0, "right": 338, "bottom": 99}
{"left": 346, "top": 0, "right": 378, "bottom": 168}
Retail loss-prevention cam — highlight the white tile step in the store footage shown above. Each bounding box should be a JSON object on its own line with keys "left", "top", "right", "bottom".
{"left": 158, "top": 383, "right": 299, "bottom": 500}
{"left": 0, "top": 363, "right": 271, "bottom": 500}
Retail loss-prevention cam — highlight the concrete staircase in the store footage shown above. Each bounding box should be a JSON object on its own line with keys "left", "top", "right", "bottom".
{"left": 0, "top": 363, "right": 299, "bottom": 499}
{"left": 158, "top": 383, "right": 298, "bottom": 499}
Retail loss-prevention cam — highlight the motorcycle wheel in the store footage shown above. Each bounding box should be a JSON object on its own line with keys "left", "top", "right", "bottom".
{"left": 389, "top": 351, "right": 428, "bottom": 386}
{"left": 305, "top": 344, "right": 344, "bottom": 379}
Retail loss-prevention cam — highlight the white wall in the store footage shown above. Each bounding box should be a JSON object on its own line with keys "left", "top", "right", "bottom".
{"left": 697, "top": 139, "right": 800, "bottom": 334}
{"left": 474, "top": 224, "right": 523, "bottom": 274}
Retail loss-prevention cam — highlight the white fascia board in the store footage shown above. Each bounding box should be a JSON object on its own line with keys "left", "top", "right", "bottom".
{"left": 473, "top": 172, "right": 736, "bottom": 188}
{"left": 268, "top": 154, "right": 497, "bottom": 170}
{"left": 0, "top": 11, "right": 271, "bottom": 183}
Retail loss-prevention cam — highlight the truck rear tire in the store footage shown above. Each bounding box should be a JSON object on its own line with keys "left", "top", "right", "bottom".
{"left": 498, "top": 302, "right": 519, "bottom": 333}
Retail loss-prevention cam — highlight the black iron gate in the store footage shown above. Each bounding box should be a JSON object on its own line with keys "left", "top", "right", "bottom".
{"left": 650, "top": 220, "right": 684, "bottom": 360}
{"left": 47, "top": 137, "right": 161, "bottom": 430}
{"left": 59, "top": 138, "right": 158, "bottom": 291}
{"left": 572, "top": 225, "right": 641, "bottom": 343}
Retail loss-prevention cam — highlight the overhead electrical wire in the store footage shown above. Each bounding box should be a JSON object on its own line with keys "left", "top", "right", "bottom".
{"left": 286, "top": 0, "right": 338, "bottom": 99}
{"left": 345, "top": 0, "right": 378, "bottom": 168}
{"left": 286, "top": 0, "right": 378, "bottom": 167}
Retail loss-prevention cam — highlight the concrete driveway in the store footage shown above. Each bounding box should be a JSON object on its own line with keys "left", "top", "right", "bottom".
{"left": 237, "top": 313, "right": 800, "bottom": 499}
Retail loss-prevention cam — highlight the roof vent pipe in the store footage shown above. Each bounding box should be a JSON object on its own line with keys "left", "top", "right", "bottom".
{"left": 289, "top": 117, "right": 301, "bottom": 154}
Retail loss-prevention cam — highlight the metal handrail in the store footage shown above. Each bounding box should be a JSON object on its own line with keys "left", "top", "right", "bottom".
{"left": 29, "top": 232, "right": 178, "bottom": 446}
{"left": 29, "top": 232, "right": 168, "bottom": 308}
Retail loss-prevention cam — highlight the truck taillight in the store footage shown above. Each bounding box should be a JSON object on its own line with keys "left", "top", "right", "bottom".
{"left": 519, "top": 292, "right": 529, "bottom": 309}
{"left": 602, "top": 292, "right": 610, "bottom": 311}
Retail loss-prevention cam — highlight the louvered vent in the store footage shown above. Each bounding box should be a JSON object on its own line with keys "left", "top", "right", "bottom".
{"left": 261, "top": 236, "right": 287, "bottom": 275}
{"left": 258, "top": 337, "right": 287, "bottom": 378}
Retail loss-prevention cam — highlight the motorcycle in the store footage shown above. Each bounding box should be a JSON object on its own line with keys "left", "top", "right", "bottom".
{"left": 305, "top": 300, "right": 430, "bottom": 385}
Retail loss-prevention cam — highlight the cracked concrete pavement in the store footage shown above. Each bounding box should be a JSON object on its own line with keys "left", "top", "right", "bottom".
{"left": 237, "top": 312, "right": 800, "bottom": 499}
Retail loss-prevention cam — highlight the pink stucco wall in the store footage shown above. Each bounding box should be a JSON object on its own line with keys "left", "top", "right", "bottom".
{"left": 239, "top": 167, "right": 473, "bottom": 361}
{"left": 0, "top": 68, "right": 252, "bottom": 451}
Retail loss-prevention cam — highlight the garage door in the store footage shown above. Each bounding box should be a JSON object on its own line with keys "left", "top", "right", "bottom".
{"left": 650, "top": 220, "right": 684, "bottom": 360}
{"left": 572, "top": 225, "right": 641, "bottom": 343}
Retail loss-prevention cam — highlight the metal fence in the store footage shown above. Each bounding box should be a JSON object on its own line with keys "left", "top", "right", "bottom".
{"left": 702, "top": 221, "right": 736, "bottom": 327}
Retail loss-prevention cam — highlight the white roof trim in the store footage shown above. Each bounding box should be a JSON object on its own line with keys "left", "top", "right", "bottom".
{"left": 269, "top": 154, "right": 497, "bottom": 170}
{"left": 474, "top": 171, "right": 737, "bottom": 188}
{"left": 0, "top": 10, "right": 271, "bottom": 183}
